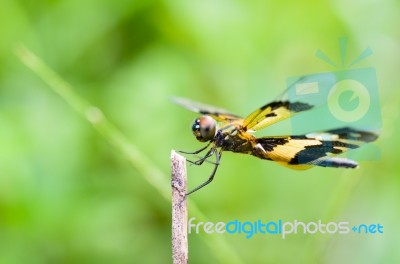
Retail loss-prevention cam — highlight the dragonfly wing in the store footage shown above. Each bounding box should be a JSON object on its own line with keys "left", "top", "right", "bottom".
{"left": 172, "top": 96, "right": 243, "bottom": 122}
{"left": 253, "top": 127, "right": 378, "bottom": 169}
{"left": 244, "top": 73, "right": 338, "bottom": 131}
{"left": 243, "top": 101, "right": 313, "bottom": 131}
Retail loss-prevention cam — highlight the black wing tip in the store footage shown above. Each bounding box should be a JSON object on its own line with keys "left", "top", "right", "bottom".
{"left": 287, "top": 101, "right": 314, "bottom": 112}
{"left": 260, "top": 101, "right": 314, "bottom": 112}
{"left": 328, "top": 127, "right": 379, "bottom": 143}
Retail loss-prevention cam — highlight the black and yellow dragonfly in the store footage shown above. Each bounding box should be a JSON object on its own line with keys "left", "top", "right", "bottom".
{"left": 173, "top": 89, "right": 378, "bottom": 195}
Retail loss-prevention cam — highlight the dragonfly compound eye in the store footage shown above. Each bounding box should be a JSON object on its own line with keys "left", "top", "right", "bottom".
{"left": 198, "top": 116, "right": 217, "bottom": 142}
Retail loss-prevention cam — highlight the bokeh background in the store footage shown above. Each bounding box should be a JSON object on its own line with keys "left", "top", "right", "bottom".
{"left": 1, "top": 0, "right": 400, "bottom": 263}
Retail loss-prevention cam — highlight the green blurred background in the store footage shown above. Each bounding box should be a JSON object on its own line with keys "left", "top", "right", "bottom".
{"left": 1, "top": 0, "right": 400, "bottom": 263}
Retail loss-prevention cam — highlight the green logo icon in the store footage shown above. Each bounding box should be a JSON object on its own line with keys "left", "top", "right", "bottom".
{"left": 328, "top": 79, "right": 371, "bottom": 123}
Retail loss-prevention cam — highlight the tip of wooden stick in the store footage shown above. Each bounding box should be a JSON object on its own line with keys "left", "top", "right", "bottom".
{"left": 171, "top": 150, "right": 187, "bottom": 193}
{"left": 171, "top": 150, "right": 185, "bottom": 161}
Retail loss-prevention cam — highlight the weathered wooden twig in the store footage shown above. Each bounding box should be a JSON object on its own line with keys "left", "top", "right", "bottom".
{"left": 171, "top": 150, "right": 188, "bottom": 264}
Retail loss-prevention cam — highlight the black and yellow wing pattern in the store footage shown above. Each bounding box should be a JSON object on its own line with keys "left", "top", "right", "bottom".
{"left": 242, "top": 74, "right": 338, "bottom": 132}
{"left": 243, "top": 101, "right": 314, "bottom": 131}
{"left": 253, "top": 127, "right": 378, "bottom": 169}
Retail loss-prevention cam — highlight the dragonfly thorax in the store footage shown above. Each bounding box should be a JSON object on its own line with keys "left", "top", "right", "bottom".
{"left": 191, "top": 116, "right": 217, "bottom": 142}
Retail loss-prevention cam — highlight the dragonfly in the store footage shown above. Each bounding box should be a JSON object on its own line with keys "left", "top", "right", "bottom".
{"left": 173, "top": 87, "right": 378, "bottom": 195}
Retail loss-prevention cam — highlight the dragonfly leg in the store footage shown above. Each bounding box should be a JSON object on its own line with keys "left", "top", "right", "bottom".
{"left": 187, "top": 147, "right": 215, "bottom": 165}
{"left": 190, "top": 154, "right": 218, "bottom": 165}
{"left": 186, "top": 149, "right": 222, "bottom": 196}
{"left": 177, "top": 141, "right": 212, "bottom": 155}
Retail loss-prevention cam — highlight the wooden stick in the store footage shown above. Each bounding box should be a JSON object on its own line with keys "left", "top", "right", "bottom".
{"left": 171, "top": 150, "right": 188, "bottom": 264}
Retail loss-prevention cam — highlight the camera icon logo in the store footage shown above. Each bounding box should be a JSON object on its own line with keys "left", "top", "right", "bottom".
{"left": 286, "top": 40, "right": 381, "bottom": 160}
{"left": 287, "top": 68, "right": 381, "bottom": 132}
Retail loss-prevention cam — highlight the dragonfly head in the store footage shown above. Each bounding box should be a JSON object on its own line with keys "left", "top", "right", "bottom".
{"left": 192, "top": 116, "right": 217, "bottom": 142}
